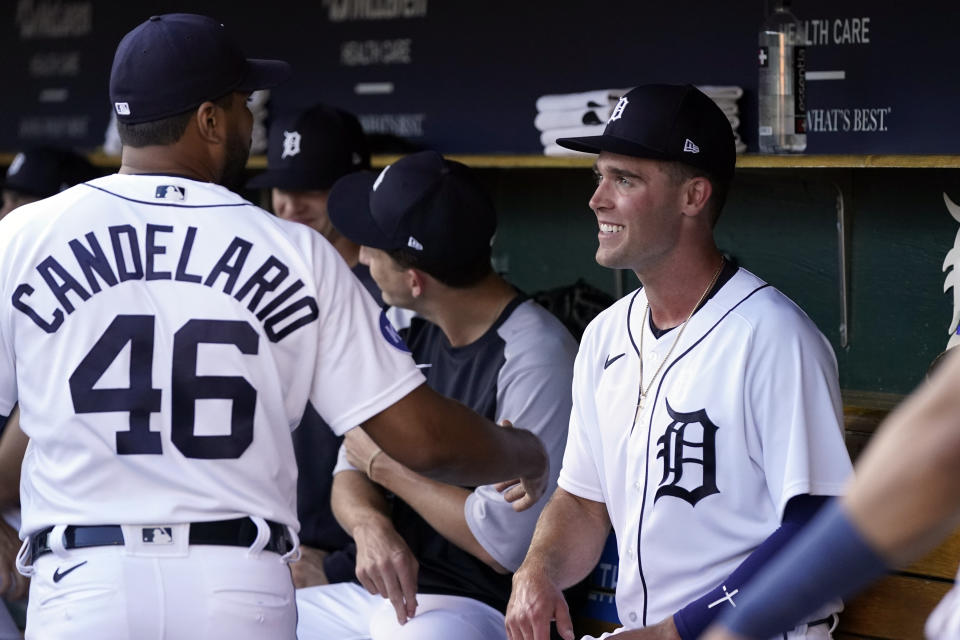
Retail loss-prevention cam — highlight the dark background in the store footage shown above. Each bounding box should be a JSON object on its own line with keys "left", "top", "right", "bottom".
{"left": 4, "top": 1, "right": 959, "bottom": 397}
{"left": 3, "top": 1, "right": 958, "bottom": 154}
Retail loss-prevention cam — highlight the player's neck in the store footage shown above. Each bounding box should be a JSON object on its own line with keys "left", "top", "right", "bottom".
{"left": 418, "top": 274, "right": 517, "bottom": 348}
{"left": 640, "top": 249, "right": 724, "bottom": 330}
{"left": 331, "top": 237, "right": 360, "bottom": 269}
{"left": 119, "top": 142, "right": 219, "bottom": 183}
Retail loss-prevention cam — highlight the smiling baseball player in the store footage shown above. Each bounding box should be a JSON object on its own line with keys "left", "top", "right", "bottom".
{"left": 0, "top": 13, "right": 547, "bottom": 640}
{"left": 505, "top": 84, "right": 853, "bottom": 640}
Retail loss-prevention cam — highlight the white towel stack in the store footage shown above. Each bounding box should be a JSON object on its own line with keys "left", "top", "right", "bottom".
{"left": 247, "top": 90, "right": 271, "bottom": 155}
{"left": 535, "top": 86, "right": 746, "bottom": 156}
{"left": 696, "top": 85, "right": 746, "bottom": 154}
{"left": 534, "top": 89, "right": 627, "bottom": 157}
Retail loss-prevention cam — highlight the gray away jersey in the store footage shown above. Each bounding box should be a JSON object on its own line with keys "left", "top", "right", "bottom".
{"left": 338, "top": 296, "right": 577, "bottom": 612}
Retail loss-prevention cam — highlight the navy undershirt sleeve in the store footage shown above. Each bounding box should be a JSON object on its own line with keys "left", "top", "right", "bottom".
{"left": 718, "top": 500, "right": 889, "bottom": 639}
{"left": 0, "top": 414, "right": 9, "bottom": 438}
{"left": 673, "top": 494, "right": 829, "bottom": 640}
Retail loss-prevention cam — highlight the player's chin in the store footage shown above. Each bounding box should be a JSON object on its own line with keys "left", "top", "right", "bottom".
{"left": 595, "top": 247, "right": 627, "bottom": 270}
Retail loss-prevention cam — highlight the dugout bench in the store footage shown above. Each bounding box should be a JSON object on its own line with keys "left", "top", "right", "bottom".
{"left": 572, "top": 402, "right": 960, "bottom": 640}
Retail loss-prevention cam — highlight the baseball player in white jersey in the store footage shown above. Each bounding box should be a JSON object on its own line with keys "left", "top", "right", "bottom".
{"left": 505, "top": 84, "right": 853, "bottom": 640}
{"left": 0, "top": 14, "right": 547, "bottom": 640}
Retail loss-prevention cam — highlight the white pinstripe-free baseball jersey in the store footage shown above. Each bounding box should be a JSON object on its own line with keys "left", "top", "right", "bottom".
{"left": 0, "top": 173, "right": 425, "bottom": 537}
{"left": 559, "top": 267, "right": 852, "bottom": 629}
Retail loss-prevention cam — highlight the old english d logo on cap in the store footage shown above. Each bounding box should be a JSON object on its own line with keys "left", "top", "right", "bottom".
{"left": 281, "top": 130, "right": 301, "bottom": 159}
{"left": 609, "top": 96, "right": 629, "bottom": 122}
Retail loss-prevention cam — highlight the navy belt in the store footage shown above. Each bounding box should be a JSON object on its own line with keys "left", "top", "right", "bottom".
{"left": 29, "top": 518, "right": 292, "bottom": 560}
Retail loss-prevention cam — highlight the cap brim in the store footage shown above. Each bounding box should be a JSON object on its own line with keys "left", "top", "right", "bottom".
{"left": 246, "top": 168, "right": 337, "bottom": 191}
{"left": 237, "top": 58, "right": 292, "bottom": 92}
{"left": 555, "top": 134, "right": 672, "bottom": 161}
{"left": 327, "top": 172, "right": 393, "bottom": 249}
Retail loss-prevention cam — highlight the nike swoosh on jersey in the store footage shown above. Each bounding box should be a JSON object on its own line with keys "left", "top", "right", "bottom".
{"left": 53, "top": 560, "right": 88, "bottom": 583}
{"left": 604, "top": 353, "right": 626, "bottom": 369}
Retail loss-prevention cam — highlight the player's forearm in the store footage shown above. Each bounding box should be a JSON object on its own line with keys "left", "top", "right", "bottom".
{"left": 362, "top": 384, "right": 546, "bottom": 486}
{"left": 843, "top": 352, "right": 960, "bottom": 565}
{"left": 371, "top": 453, "right": 506, "bottom": 572}
{"left": 518, "top": 487, "right": 610, "bottom": 589}
{"left": 330, "top": 469, "right": 393, "bottom": 538}
{"left": 0, "top": 408, "right": 26, "bottom": 508}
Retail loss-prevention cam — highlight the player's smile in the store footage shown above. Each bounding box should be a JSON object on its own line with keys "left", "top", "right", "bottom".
{"left": 598, "top": 222, "right": 624, "bottom": 234}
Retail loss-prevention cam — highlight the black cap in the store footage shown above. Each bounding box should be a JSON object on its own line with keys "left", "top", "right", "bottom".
{"left": 246, "top": 105, "right": 370, "bottom": 190}
{"left": 327, "top": 151, "right": 496, "bottom": 270}
{"left": 556, "top": 84, "right": 735, "bottom": 179}
{"left": 110, "top": 13, "right": 291, "bottom": 125}
{"left": 2, "top": 147, "right": 100, "bottom": 198}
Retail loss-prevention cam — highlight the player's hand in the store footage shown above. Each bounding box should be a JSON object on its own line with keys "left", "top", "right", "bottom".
{"left": 505, "top": 563, "right": 574, "bottom": 640}
{"left": 344, "top": 428, "right": 387, "bottom": 480}
{"left": 494, "top": 420, "right": 549, "bottom": 512}
{"left": 290, "top": 544, "right": 330, "bottom": 589}
{"left": 0, "top": 518, "right": 28, "bottom": 600}
{"left": 700, "top": 626, "right": 750, "bottom": 640}
{"left": 353, "top": 517, "right": 419, "bottom": 625}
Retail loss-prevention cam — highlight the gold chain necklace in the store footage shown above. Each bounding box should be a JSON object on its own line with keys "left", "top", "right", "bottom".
{"left": 636, "top": 258, "right": 724, "bottom": 413}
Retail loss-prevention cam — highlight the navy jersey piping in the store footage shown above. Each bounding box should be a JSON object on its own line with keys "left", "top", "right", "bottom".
{"left": 633, "top": 282, "right": 771, "bottom": 626}
{"left": 81, "top": 182, "right": 255, "bottom": 209}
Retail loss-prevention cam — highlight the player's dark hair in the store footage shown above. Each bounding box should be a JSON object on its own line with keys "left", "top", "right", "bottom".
{"left": 663, "top": 161, "right": 731, "bottom": 227}
{"left": 116, "top": 93, "right": 234, "bottom": 148}
{"left": 386, "top": 247, "right": 493, "bottom": 288}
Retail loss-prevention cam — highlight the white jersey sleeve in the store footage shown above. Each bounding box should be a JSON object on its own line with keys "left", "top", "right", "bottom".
{"left": 556, "top": 303, "right": 620, "bottom": 504}
{"left": 743, "top": 292, "right": 850, "bottom": 517}
{"left": 304, "top": 232, "right": 425, "bottom": 435}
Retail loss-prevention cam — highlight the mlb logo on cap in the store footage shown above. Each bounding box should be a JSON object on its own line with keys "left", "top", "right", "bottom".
{"left": 115, "top": 102, "right": 131, "bottom": 116}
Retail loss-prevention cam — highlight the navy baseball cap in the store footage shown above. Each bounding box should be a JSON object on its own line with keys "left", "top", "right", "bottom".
{"left": 2, "top": 147, "right": 100, "bottom": 198}
{"left": 556, "top": 84, "right": 735, "bottom": 179}
{"left": 110, "top": 13, "right": 291, "bottom": 125}
{"left": 327, "top": 151, "right": 496, "bottom": 270}
{"left": 246, "top": 104, "right": 370, "bottom": 191}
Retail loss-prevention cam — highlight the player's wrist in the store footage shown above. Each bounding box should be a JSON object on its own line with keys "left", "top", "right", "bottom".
{"left": 514, "top": 428, "right": 548, "bottom": 478}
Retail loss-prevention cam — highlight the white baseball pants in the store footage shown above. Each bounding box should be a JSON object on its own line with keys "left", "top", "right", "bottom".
{"left": 296, "top": 581, "right": 506, "bottom": 640}
{"left": 20, "top": 525, "right": 296, "bottom": 639}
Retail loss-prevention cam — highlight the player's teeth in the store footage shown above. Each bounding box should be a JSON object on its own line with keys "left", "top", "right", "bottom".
{"left": 600, "top": 223, "right": 624, "bottom": 233}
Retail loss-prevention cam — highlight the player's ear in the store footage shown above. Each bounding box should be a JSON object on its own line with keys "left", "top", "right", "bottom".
{"left": 679, "top": 176, "right": 713, "bottom": 219}
{"left": 195, "top": 101, "right": 224, "bottom": 144}
{"left": 408, "top": 269, "right": 426, "bottom": 298}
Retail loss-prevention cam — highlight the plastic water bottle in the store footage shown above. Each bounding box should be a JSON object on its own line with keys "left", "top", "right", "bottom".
{"left": 758, "top": 0, "right": 806, "bottom": 153}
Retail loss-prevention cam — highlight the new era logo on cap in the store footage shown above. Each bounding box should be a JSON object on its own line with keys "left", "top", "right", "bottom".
{"left": 683, "top": 138, "right": 700, "bottom": 153}
{"left": 407, "top": 236, "right": 424, "bottom": 251}
{"left": 115, "top": 102, "right": 130, "bottom": 115}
